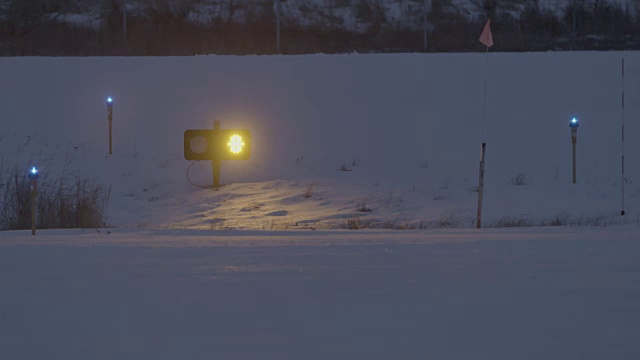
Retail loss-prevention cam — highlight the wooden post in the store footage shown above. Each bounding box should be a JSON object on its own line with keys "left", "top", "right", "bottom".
{"left": 107, "top": 101, "right": 113, "bottom": 155}
{"left": 572, "top": 142, "right": 576, "bottom": 184}
{"left": 476, "top": 143, "right": 486, "bottom": 229}
{"left": 213, "top": 120, "right": 221, "bottom": 189}
{"left": 108, "top": 110, "right": 113, "bottom": 155}
{"left": 572, "top": 127, "right": 577, "bottom": 184}
{"left": 30, "top": 178, "right": 37, "bottom": 236}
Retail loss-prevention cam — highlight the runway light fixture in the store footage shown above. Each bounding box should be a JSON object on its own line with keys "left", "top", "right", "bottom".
{"left": 227, "top": 134, "right": 245, "bottom": 154}
{"left": 570, "top": 117, "right": 579, "bottom": 128}
{"left": 28, "top": 166, "right": 39, "bottom": 179}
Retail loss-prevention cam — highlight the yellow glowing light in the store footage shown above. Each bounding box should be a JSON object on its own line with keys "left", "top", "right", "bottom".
{"left": 227, "top": 134, "right": 245, "bottom": 154}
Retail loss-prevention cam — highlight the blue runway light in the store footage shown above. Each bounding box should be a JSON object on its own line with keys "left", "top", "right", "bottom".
{"left": 28, "top": 166, "right": 39, "bottom": 179}
{"left": 570, "top": 117, "right": 579, "bottom": 128}
{"left": 107, "top": 97, "right": 113, "bottom": 103}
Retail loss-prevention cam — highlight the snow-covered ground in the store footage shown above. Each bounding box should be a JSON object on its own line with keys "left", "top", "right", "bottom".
{"left": 1, "top": 227, "right": 640, "bottom": 359}
{"left": 1, "top": 51, "right": 639, "bottom": 230}
{"left": 1, "top": 51, "right": 640, "bottom": 358}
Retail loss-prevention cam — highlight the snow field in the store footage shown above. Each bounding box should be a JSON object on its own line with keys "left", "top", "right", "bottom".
{"left": 1, "top": 52, "right": 640, "bottom": 229}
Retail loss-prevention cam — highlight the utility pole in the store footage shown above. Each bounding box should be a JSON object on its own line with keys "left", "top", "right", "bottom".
{"left": 276, "top": 0, "right": 281, "bottom": 54}
{"left": 123, "top": 0, "right": 127, "bottom": 54}
{"left": 423, "top": 0, "right": 428, "bottom": 52}
{"left": 571, "top": 0, "right": 577, "bottom": 50}
{"left": 621, "top": 59, "right": 626, "bottom": 216}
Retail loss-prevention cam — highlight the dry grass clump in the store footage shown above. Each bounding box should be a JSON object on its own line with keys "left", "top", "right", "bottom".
{"left": 0, "top": 164, "right": 110, "bottom": 230}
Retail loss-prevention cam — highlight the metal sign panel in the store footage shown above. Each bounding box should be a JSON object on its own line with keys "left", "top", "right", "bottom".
{"left": 184, "top": 129, "right": 251, "bottom": 161}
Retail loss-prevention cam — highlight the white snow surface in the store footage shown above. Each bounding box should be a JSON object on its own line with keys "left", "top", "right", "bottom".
{"left": 1, "top": 51, "right": 640, "bottom": 230}
{"left": 1, "top": 227, "right": 639, "bottom": 359}
{"left": 1, "top": 52, "right": 640, "bottom": 359}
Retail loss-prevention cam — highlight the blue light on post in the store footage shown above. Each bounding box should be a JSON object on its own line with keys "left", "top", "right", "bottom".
{"left": 28, "top": 166, "right": 39, "bottom": 179}
{"left": 569, "top": 117, "right": 579, "bottom": 128}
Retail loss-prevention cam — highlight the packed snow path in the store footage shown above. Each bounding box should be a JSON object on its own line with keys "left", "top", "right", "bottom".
{"left": 1, "top": 229, "right": 639, "bottom": 359}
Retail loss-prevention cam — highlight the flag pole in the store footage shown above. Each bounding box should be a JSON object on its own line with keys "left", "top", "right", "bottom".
{"left": 477, "top": 45, "right": 489, "bottom": 229}
{"left": 621, "top": 58, "right": 625, "bottom": 216}
{"left": 481, "top": 45, "right": 489, "bottom": 143}
{"left": 477, "top": 19, "right": 493, "bottom": 229}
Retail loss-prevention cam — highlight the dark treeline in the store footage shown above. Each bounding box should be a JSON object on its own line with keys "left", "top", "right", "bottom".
{"left": 1, "top": 0, "right": 639, "bottom": 56}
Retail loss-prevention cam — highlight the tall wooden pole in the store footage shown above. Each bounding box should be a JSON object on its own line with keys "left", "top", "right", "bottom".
{"left": 123, "top": 1, "right": 127, "bottom": 54}
{"left": 571, "top": 0, "right": 577, "bottom": 50}
{"left": 477, "top": 44, "right": 490, "bottom": 229}
{"left": 276, "top": 0, "right": 281, "bottom": 54}
{"left": 476, "top": 143, "right": 486, "bottom": 229}
{"left": 423, "top": 0, "right": 428, "bottom": 52}
{"left": 621, "top": 59, "right": 626, "bottom": 215}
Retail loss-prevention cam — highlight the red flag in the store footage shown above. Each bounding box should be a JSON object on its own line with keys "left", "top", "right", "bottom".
{"left": 479, "top": 20, "right": 493, "bottom": 48}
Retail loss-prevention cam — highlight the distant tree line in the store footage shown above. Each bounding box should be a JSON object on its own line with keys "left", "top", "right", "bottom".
{"left": 0, "top": 0, "right": 639, "bottom": 56}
